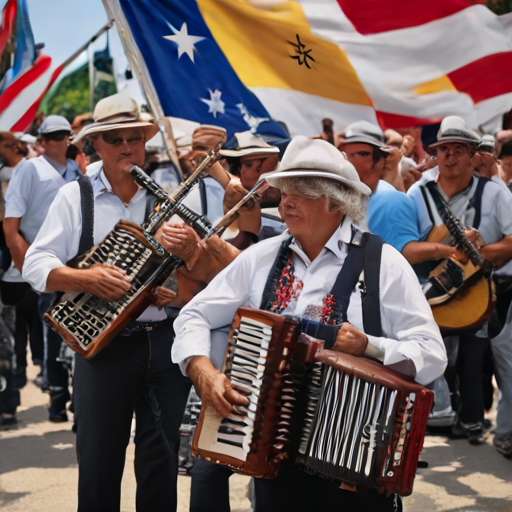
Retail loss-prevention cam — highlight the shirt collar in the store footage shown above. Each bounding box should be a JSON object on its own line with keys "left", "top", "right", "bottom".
{"left": 91, "top": 167, "right": 147, "bottom": 206}
{"left": 43, "top": 155, "right": 67, "bottom": 176}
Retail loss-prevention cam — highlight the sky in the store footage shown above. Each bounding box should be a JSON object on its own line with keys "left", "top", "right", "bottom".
{"left": 26, "top": 0, "right": 129, "bottom": 79}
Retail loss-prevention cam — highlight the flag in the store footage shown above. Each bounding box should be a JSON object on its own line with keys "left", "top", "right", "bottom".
{"left": 40, "top": 37, "right": 117, "bottom": 120}
{"left": 118, "top": 0, "right": 512, "bottom": 136}
{"left": 0, "top": 15, "right": 113, "bottom": 132}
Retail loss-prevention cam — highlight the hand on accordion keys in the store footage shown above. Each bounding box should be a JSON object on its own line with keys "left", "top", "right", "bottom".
{"left": 333, "top": 322, "right": 369, "bottom": 356}
{"left": 82, "top": 264, "right": 131, "bottom": 302}
{"left": 187, "top": 356, "right": 249, "bottom": 418}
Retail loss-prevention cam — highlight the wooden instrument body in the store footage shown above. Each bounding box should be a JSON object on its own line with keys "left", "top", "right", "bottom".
{"left": 192, "top": 309, "right": 300, "bottom": 478}
{"left": 192, "top": 308, "right": 433, "bottom": 496}
{"left": 44, "top": 220, "right": 177, "bottom": 359}
{"left": 424, "top": 222, "right": 494, "bottom": 332}
{"left": 292, "top": 340, "right": 433, "bottom": 496}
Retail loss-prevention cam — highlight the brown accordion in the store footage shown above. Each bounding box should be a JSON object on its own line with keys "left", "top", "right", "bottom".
{"left": 192, "top": 308, "right": 434, "bottom": 496}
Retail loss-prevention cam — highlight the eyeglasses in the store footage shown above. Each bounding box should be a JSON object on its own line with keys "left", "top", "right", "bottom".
{"left": 102, "top": 134, "right": 145, "bottom": 147}
{"left": 346, "top": 151, "right": 372, "bottom": 159}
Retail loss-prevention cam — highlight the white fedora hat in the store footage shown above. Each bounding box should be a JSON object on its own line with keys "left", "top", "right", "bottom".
{"left": 260, "top": 136, "right": 371, "bottom": 196}
{"left": 220, "top": 131, "right": 279, "bottom": 158}
{"left": 74, "top": 89, "right": 159, "bottom": 142}
{"left": 429, "top": 116, "right": 480, "bottom": 148}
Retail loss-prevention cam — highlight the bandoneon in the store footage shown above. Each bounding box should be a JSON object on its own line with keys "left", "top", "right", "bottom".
{"left": 192, "top": 308, "right": 434, "bottom": 496}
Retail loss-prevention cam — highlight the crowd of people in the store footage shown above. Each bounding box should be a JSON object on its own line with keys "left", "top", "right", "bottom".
{"left": 0, "top": 88, "right": 511, "bottom": 512}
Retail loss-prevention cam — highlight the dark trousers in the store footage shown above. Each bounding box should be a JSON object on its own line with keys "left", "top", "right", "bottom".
{"left": 74, "top": 318, "right": 191, "bottom": 512}
{"left": 46, "top": 326, "right": 70, "bottom": 413}
{"left": 14, "top": 286, "right": 44, "bottom": 367}
{"left": 253, "top": 464, "right": 401, "bottom": 512}
{"left": 190, "top": 459, "right": 234, "bottom": 512}
{"left": 456, "top": 333, "right": 487, "bottom": 425}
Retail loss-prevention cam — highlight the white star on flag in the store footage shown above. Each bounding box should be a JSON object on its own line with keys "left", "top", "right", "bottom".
{"left": 163, "top": 22, "right": 205, "bottom": 63}
{"left": 237, "top": 103, "right": 269, "bottom": 132}
{"left": 201, "top": 89, "right": 225, "bottom": 118}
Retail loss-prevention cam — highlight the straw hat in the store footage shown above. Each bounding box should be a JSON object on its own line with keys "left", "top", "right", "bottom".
{"left": 260, "top": 136, "right": 371, "bottom": 196}
{"left": 340, "top": 121, "right": 390, "bottom": 151}
{"left": 74, "top": 90, "right": 159, "bottom": 142}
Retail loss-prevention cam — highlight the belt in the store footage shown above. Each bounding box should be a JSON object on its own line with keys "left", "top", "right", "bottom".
{"left": 119, "top": 317, "right": 173, "bottom": 336}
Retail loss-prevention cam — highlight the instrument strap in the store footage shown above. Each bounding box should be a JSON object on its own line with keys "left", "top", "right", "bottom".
{"left": 67, "top": 174, "right": 94, "bottom": 267}
{"left": 467, "top": 176, "right": 490, "bottom": 230}
{"left": 259, "top": 228, "right": 384, "bottom": 343}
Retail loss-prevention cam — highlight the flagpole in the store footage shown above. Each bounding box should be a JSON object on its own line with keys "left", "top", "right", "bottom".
{"left": 102, "top": 0, "right": 181, "bottom": 175}
{"left": 88, "top": 41, "right": 95, "bottom": 112}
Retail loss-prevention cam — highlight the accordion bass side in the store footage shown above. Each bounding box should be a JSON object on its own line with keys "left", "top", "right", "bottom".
{"left": 290, "top": 336, "right": 433, "bottom": 496}
{"left": 192, "top": 308, "right": 434, "bottom": 496}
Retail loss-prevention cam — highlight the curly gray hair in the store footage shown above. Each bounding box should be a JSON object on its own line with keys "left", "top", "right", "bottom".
{"left": 273, "top": 176, "right": 367, "bottom": 225}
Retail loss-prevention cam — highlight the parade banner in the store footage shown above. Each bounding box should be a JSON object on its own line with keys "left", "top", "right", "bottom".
{"left": 119, "top": 0, "right": 512, "bottom": 136}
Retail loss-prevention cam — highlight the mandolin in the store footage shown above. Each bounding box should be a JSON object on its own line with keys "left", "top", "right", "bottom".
{"left": 422, "top": 186, "right": 495, "bottom": 332}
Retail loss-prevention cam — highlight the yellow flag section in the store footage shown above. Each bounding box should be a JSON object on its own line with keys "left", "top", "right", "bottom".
{"left": 196, "top": 0, "right": 376, "bottom": 135}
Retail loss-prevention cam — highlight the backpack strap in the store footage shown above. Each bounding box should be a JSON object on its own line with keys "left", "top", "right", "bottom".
{"left": 67, "top": 174, "right": 94, "bottom": 267}
{"left": 468, "top": 175, "right": 490, "bottom": 230}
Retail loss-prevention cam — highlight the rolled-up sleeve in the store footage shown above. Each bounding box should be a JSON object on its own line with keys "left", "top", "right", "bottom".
{"left": 22, "top": 183, "right": 81, "bottom": 292}
{"left": 172, "top": 249, "right": 254, "bottom": 375}
{"left": 369, "top": 245, "right": 447, "bottom": 385}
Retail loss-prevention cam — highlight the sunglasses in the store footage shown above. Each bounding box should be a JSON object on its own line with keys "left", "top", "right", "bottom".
{"left": 101, "top": 134, "right": 145, "bottom": 147}
{"left": 44, "top": 132, "right": 70, "bottom": 142}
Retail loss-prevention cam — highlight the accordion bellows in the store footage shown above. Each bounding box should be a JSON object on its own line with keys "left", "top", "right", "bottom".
{"left": 192, "top": 308, "right": 434, "bottom": 496}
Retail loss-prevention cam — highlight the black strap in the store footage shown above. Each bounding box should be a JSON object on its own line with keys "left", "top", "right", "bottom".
{"left": 144, "top": 195, "right": 158, "bottom": 222}
{"left": 68, "top": 174, "right": 94, "bottom": 267}
{"left": 259, "top": 236, "right": 293, "bottom": 311}
{"left": 199, "top": 179, "right": 208, "bottom": 217}
{"left": 363, "top": 234, "right": 384, "bottom": 337}
{"left": 419, "top": 185, "right": 436, "bottom": 226}
{"left": 328, "top": 233, "right": 368, "bottom": 325}
{"left": 468, "top": 176, "right": 490, "bottom": 230}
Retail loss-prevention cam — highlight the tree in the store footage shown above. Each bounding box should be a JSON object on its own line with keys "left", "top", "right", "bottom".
{"left": 487, "top": 0, "right": 512, "bottom": 15}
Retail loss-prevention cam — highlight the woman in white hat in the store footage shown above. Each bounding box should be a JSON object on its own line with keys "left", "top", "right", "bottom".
{"left": 23, "top": 91, "right": 193, "bottom": 512}
{"left": 172, "top": 136, "right": 447, "bottom": 512}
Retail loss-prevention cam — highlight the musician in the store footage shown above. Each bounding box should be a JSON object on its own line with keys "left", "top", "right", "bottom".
{"left": 172, "top": 136, "right": 447, "bottom": 512}
{"left": 407, "top": 116, "right": 512, "bottom": 444}
{"left": 3, "top": 116, "right": 81, "bottom": 420}
{"left": 22, "top": 91, "right": 192, "bottom": 512}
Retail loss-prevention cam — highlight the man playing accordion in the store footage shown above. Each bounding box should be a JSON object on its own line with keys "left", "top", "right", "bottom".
{"left": 172, "top": 136, "right": 447, "bottom": 512}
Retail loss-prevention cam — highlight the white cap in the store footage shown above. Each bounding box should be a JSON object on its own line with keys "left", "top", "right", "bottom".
{"left": 39, "top": 115, "right": 72, "bottom": 134}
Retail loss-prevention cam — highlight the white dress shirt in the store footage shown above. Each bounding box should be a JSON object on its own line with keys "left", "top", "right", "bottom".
{"left": 23, "top": 168, "right": 166, "bottom": 322}
{"left": 172, "top": 217, "right": 447, "bottom": 385}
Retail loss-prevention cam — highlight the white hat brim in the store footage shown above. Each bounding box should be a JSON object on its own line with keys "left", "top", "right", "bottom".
{"left": 429, "top": 136, "right": 479, "bottom": 148}
{"left": 74, "top": 120, "right": 160, "bottom": 142}
{"left": 259, "top": 169, "right": 371, "bottom": 196}
{"left": 220, "top": 147, "right": 279, "bottom": 158}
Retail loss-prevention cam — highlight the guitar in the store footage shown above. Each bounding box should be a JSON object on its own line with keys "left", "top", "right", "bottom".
{"left": 422, "top": 185, "right": 495, "bottom": 332}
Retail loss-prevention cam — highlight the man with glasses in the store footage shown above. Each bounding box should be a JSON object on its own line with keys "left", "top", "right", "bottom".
{"left": 3, "top": 116, "right": 81, "bottom": 421}
{"left": 23, "top": 91, "right": 192, "bottom": 511}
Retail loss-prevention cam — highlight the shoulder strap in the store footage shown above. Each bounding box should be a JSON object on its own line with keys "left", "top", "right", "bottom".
{"left": 259, "top": 236, "right": 293, "bottom": 311}
{"left": 419, "top": 184, "right": 436, "bottom": 226}
{"left": 468, "top": 176, "right": 490, "bottom": 230}
{"left": 67, "top": 174, "right": 94, "bottom": 267}
{"left": 76, "top": 174, "right": 94, "bottom": 257}
{"left": 362, "top": 234, "right": 384, "bottom": 337}
{"left": 144, "top": 194, "right": 158, "bottom": 222}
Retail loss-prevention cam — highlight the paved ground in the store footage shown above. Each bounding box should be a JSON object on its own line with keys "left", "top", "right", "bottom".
{"left": 1, "top": 361, "right": 511, "bottom": 512}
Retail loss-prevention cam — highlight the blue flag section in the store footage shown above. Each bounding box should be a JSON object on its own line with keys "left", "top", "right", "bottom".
{"left": 119, "top": 0, "right": 288, "bottom": 140}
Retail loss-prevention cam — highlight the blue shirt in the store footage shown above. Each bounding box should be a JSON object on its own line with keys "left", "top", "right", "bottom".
{"left": 368, "top": 180, "right": 419, "bottom": 253}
